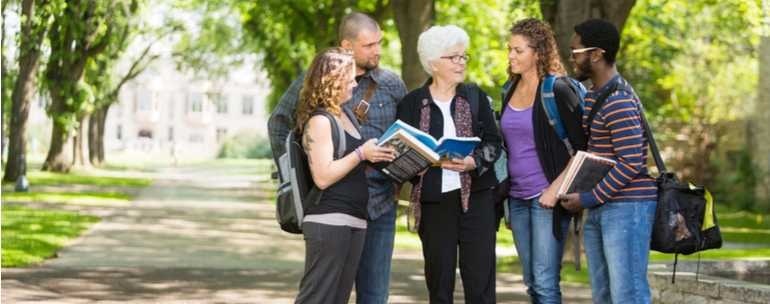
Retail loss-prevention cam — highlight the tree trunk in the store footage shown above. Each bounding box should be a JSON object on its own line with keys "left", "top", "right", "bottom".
{"left": 3, "top": 0, "right": 45, "bottom": 183}
{"left": 89, "top": 104, "right": 109, "bottom": 166}
{"left": 541, "top": 0, "right": 637, "bottom": 70}
{"left": 754, "top": 3, "right": 770, "bottom": 207}
{"left": 71, "top": 115, "right": 88, "bottom": 168}
{"left": 42, "top": 120, "right": 71, "bottom": 172}
{"left": 392, "top": 0, "right": 434, "bottom": 91}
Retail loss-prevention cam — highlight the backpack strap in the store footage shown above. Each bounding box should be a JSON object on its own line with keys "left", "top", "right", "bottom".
{"left": 585, "top": 81, "right": 617, "bottom": 140}
{"left": 541, "top": 75, "right": 576, "bottom": 155}
{"left": 310, "top": 110, "right": 346, "bottom": 160}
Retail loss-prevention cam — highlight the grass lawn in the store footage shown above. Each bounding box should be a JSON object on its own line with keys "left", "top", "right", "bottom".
{"left": 396, "top": 205, "right": 770, "bottom": 285}
{"left": 2, "top": 166, "right": 153, "bottom": 267}
{"left": 1, "top": 205, "right": 99, "bottom": 267}
{"left": 2, "top": 191, "right": 132, "bottom": 205}
{"left": 26, "top": 171, "right": 152, "bottom": 187}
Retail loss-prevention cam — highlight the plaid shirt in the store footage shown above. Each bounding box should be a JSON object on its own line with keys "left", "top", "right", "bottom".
{"left": 267, "top": 68, "right": 407, "bottom": 219}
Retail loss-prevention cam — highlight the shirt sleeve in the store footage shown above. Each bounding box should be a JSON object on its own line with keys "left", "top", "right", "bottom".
{"left": 267, "top": 73, "right": 305, "bottom": 162}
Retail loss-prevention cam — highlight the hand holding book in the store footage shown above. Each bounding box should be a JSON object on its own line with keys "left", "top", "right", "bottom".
{"left": 359, "top": 138, "right": 397, "bottom": 163}
{"left": 373, "top": 120, "right": 481, "bottom": 183}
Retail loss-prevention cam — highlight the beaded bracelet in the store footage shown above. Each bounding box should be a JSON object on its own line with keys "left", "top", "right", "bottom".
{"left": 355, "top": 147, "right": 365, "bottom": 161}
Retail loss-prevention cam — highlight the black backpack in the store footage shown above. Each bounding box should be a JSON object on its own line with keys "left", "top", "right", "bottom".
{"left": 275, "top": 110, "right": 346, "bottom": 234}
{"left": 616, "top": 83, "right": 722, "bottom": 282}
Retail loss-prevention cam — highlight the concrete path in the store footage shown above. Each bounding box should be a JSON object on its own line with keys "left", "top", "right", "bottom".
{"left": 1, "top": 162, "right": 592, "bottom": 303}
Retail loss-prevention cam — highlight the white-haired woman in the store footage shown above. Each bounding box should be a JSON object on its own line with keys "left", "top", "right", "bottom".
{"left": 396, "top": 25, "right": 503, "bottom": 304}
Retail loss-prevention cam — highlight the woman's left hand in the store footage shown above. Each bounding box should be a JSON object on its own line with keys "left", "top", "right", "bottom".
{"left": 441, "top": 156, "right": 476, "bottom": 172}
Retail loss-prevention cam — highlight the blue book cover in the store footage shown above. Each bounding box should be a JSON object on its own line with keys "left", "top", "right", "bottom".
{"left": 379, "top": 120, "right": 480, "bottom": 158}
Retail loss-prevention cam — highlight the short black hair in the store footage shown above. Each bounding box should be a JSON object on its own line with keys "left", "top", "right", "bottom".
{"left": 574, "top": 19, "right": 620, "bottom": 64}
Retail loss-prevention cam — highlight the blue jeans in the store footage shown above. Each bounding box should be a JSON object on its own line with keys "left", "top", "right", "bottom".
{"left": 583, "top": 201, "right": 656, "bottom": 304}
{"left": 355, "top": 205, "right": 396, "bottom": 304}
{"left": 508, "top": 197, "right": 571, "bottom": 304}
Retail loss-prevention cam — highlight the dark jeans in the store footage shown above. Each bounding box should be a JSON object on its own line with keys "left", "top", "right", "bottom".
{"left": 356, "top": 205, "right": 397, "bottom": 304}
{"left": 295, "top": 222, "right": 366, "bottom": 304}
{"left": 419, "top": 189, "right": 497, "bottom": 304}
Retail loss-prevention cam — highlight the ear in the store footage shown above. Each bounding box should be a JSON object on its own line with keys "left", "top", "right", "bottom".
{"left": 340, "top": 39, "right": 353, "bottom": 50}
{"left": 591, "top": 50, "right": 603, "bottom": 63}
{"left": 429, "top": 61, "right": 439, "bottom": 72}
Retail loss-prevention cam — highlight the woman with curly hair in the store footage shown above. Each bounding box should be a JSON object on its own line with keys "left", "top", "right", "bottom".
{"left": 294, "top": 47, "right": 395, "bottom": 304}
{"left": 500, "top": 18, "right": 587, "bottom": 303}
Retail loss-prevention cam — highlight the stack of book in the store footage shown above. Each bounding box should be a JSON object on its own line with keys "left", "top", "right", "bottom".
{"left": 556, "top": 150, "right": 616, "bottom": 196}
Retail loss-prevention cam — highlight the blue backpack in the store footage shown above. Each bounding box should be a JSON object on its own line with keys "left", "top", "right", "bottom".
{"left": 540, "top": 75, "right": 587, "bottom": 155}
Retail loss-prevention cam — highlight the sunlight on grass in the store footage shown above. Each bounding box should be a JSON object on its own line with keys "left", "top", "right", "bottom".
{"left": 26, "top": 171, "right": 152, "bottom": 187}
{"left": 3, "top": 191, "right": 131, "bottom": 206}
{"left": 1, "top": 205, "right": 99, "bottom": 267}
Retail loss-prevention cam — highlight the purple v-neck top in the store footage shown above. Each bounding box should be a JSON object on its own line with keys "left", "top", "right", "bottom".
{"left": 501, "top": 105, "right": 550, "bottom": 199}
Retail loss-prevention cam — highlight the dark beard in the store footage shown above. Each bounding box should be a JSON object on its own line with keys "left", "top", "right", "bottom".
{"left": 574, "top": 59, "right": 592, "bottom": 81}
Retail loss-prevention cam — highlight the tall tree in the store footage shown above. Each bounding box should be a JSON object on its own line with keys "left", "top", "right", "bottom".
{"left": 41, "top": 0, "right": 134, "bottom": 172}
{"left": 540, "top": 0, "right": 637, "bottom": 69}
{"left": 82, "top": 0, "right": 154, "bottom": 166}
{"left": 1, "top": 0, "right": 14, "bottom": 165}
{"left": 755, "top": 0, "right": 770, "bottom": 205}
{"left": 87, "top": 41, "right": 158, "bottom": 166}
{"left": 3, "top": 0, "right": 55, "bottom": 183}
{"left": 391, "top": 0, "right": 433, "bottom": 90}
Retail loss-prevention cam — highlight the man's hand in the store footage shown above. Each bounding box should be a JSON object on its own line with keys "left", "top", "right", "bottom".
{"left": 559, "top": 193, "right": 583, "bottom": 213}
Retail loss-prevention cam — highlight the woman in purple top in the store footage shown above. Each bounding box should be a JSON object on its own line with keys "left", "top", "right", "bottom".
{"left": 500, "top": 19, "right": 586, "bottom": 303}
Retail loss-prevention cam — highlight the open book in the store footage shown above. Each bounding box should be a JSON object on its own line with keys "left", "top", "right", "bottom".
{"left": 556, "top": 150, "right": 616, "bottom": 196}
{"left": 373, "top": 120, "right": 480, "bottom": 184}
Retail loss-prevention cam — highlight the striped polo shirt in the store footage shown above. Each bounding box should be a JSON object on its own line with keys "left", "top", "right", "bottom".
{"left": 579, "top": 75, "right": 657, "bottom": 208}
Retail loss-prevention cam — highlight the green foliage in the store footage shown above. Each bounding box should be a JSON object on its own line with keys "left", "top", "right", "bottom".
{"left": 217, "top": 132, "right": 273, "bottom": 159}
{"left": 620, "top": 0, "right": 761, "bottom": 200}
{"left": 711, "top": 147, "right": 762, "bottom": 211}
{"left": 239, "top": 0, "right": 391, "bottom": 112}
{"left": 44, "top": 0, "right": 138, "bottom": 133}
{"left": 2, "top": 204, "right": 99, "bottom": 267}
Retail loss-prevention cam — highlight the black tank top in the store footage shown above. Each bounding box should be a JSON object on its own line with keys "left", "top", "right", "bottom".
{"left": 305, "top": 131, "right": 369, "bottom": 219}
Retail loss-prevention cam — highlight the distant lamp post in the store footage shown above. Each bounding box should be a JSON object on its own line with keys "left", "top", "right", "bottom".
{"left": 15, "top": 154, "right": 29, "bottom": 192}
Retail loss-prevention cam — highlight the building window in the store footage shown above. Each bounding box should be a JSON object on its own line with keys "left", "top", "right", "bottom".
{"left": 209, "top": 93, "right": 227, "bottom": 114}
{"left": 188, "top": 93, "right": 203, "bottom": 113}
{"left": 137, "top": 90, "right": 153, "bottom": 111}
{"left": 168, "top": 126, "right": 174, "bottom": 142}
{"left": 242, "top": 95, "right": 254, "bottom": 115}
{"left": 117, "top": 125, "right": 122, "bottom": 140}
{"left": 189, "top": 133, "right": 204, "bottom": 143}
{"left": 216, "top": 128, "right": 227, "bottom": 142}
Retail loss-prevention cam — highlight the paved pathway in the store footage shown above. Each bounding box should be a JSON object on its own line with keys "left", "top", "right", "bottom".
{"left": 2, "top": 163, "right": 592, "bottom": 303}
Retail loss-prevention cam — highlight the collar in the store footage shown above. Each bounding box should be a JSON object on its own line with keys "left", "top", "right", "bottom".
{"left": 590, "top": 74, "right": 622, "bottom": 95}
{"left": 357, "top": 68, "right": 383, "bottom": 84}
{"left": 419, "top": 77, "right": 473, "bottom": 104}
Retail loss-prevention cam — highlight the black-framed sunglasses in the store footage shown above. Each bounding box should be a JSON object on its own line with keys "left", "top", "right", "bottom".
{"left": 440, "top": 54, "right": 470, "bottom": 64}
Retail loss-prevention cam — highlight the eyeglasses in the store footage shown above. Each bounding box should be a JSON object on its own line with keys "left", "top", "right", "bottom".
{"left": 440, "top": 54, "right": 470, "bottom": 64}
{"left": 570, "top": 47, "right": 602, "bottom": 57}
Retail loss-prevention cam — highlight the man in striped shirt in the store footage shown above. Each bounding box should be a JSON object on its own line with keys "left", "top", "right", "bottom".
{"left": 559, "top": 19, "right": 658, "bottom": 304}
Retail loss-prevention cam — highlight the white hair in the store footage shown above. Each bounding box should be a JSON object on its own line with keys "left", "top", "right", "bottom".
{"left": 417, "top": 25, "right": 470, "bottom": 76}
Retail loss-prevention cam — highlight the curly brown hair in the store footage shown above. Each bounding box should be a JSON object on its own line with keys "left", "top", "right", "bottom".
{"left": 508, "top": 18, "right": 566, "bottom": 82}
{"left": 295, "top": 47, "right": 355, "bottom": 133}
